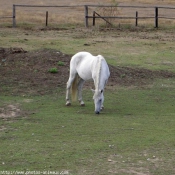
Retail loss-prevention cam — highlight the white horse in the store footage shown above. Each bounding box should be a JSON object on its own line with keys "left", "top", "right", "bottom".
{"left": 66, "top": 52, "right": 110, "bottom": 114}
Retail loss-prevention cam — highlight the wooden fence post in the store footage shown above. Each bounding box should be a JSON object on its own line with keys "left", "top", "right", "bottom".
{"left": 84, "top": 5, "right": 88, "bottom": 27}
{"left": 93, "top": 11, "right": 112, "bottom": 27}
{"left": 46, "top": 11, "right": 48, "bottom": 26}
{"left": 93, "top": 11, "right": 95, "bottom": 26}
{"left": 13, "top": 4, "right": 16, "bottom": 27}
{"left": 155, "top": 7, "right": 158, "bottom": 28}
{"left": 135, "top": 11, "right": 138, "bottom": 26}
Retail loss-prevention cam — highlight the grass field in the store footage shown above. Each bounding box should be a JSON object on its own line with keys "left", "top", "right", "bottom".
{"left": 1, "top": 27, "right": 175, "bottom": 72}
{"left": 1, "top": 0, "right": 175, "bottom": 28}
{"left": 1, "top": 26, "right": 175, "bottom": 175}
{"left": 1, "top": 1, "right": 175, "bottom": 174}
{"left": 1, "top": 81, "right": 175, "bottom": 175}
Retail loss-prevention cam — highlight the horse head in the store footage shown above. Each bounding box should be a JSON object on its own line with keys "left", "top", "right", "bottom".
{"left": 91, "top": 89, "right": 104, "bottom": 114}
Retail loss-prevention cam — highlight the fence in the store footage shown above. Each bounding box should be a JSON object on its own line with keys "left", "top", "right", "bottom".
{"left": 85, "top": 5, "right": 175, "bottom": 28}
{"left": 12, "top": 4, "right": 84, "bottom": 27}
{"left": 11, "top": 4, "right": 175, "bottom": 28}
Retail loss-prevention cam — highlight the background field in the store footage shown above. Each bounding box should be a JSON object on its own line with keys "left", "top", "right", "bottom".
{"left": 1, "top": 0, "right": 175, "bottom": 28}
{"left": 1, "top": 1, "right": 175, "bottom": 175}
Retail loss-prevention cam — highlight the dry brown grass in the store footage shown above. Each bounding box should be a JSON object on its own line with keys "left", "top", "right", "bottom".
{"left": 0, "top": 0, "right": 175, "bottom": 26}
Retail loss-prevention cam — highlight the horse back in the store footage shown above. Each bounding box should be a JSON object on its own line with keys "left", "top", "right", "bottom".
{"left": 70, "top": 52, "right": 95, "bottom": 80}
{"left": 70, "top": 52, "right": 110, "bottom": 82}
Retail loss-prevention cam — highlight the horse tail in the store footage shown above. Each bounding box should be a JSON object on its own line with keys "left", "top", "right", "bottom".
{"left": 71, "top": 74, "right": 78, "bottom": 101}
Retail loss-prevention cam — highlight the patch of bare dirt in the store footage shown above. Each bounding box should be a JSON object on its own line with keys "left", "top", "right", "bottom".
{"left": 0, "top": 48, "right": 70, "bottom": 95}
{"left": 0, "top": 47, "right": 175, "bottom": 95}
{"left": 0, "top": 125, "right": 6, "bottom": 131}
{"left": 0, "top": 104, "right": 21, "bottom": 119}
{"left": 109, "top": 65, "right": 175, "bottom": 87}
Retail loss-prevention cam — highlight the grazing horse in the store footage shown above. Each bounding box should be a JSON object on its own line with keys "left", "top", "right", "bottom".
{"left": 66, "top": 52, "right": 110, "bottom": 114}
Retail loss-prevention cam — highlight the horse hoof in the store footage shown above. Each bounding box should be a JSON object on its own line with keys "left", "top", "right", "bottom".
{"left": 81, "top": 103, "right": 85, "bottom": 107}
{"left": 66, "top": 102, "right": 71, "bottom": 106}
{"left": 101, "top": 107, "right": 104, "bottom": 110}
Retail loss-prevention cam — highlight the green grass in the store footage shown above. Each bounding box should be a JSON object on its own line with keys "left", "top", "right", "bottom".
{"left": 1, "top": 26, "right": 175, "bottom": 174}
{"left": 48, "top": 67, "right": 58, "bottom": 73}
{"left": 58, "top": 61, "right": 65, "bottom": 66}
{"left": 1, "top": 78, "right": 175, "bottom": 174}
{"left": 1, "top": 27, "right": 175, "bottom": 72}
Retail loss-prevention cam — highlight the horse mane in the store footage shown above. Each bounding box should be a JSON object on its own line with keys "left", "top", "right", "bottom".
{"left": 95, "top": 55, "right": 103, "bottom": 96}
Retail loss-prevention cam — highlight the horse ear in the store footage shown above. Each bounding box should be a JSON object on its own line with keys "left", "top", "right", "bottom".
{"left": 91, "top": 89, "right": 95, "bottom": 93}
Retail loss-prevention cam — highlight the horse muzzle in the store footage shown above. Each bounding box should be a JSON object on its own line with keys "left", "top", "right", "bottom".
{"left": 95, "top": 111, "right": 100, "bottom": 114}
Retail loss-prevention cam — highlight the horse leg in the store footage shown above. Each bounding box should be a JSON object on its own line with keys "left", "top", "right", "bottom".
{"left": 101, "top": 105, "right": 104, "bottom": 110}
{"left": 100, "top": 93, "right": 104, "bottom": 110}
{"left": 100, "top": 100, "right": 104, "bottom": 111}
{"left": 77, "top": 78, "right": 85, "bottom": 106}
{"left": 66, "top": 80, "right": 72, "bottom": 106}
{"left": 66, "top": 74, "right": 76, "bottom": 106}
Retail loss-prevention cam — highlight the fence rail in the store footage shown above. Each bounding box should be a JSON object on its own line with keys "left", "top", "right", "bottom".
{"left": 0, "top": 16, "right": 13, "bottom": 19}
{"left": 84, "top": 5, "right": 175, "bottom": 28}
{"left": 11, "top": 4, "right": 175, "bottom": 28}
{"left": 12, "top": 4, "right": 84, "bottom": 27}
